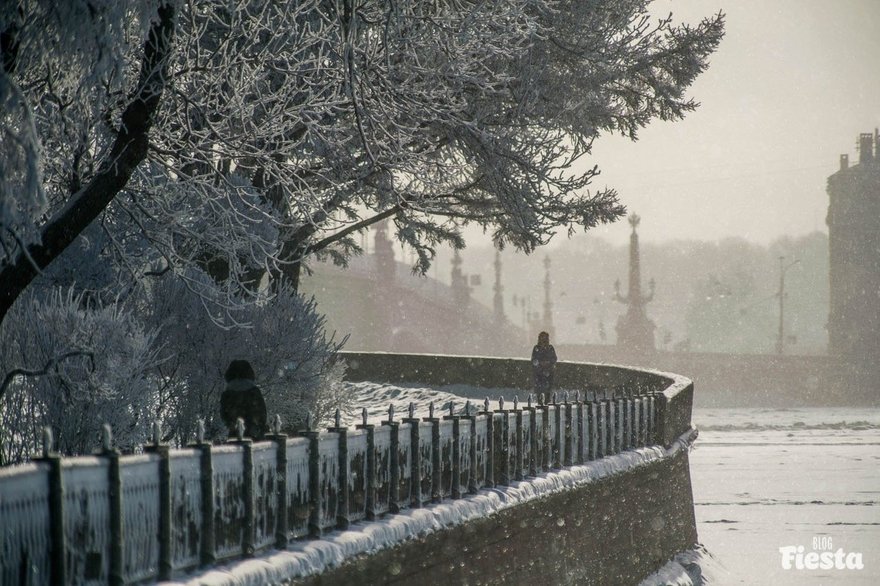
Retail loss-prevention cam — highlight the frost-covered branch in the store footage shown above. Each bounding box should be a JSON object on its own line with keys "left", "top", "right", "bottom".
{"left": 0, "top": 350, "right": 95, "bottom": 401}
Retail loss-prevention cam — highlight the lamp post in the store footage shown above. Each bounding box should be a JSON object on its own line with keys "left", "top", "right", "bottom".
{"left": 776, "top": 256, "right": 800, "bottom": 355}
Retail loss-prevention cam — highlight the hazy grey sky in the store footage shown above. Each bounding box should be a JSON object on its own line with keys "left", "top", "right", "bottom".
{"left": 566, "top": 0, "right": 880, "bottom": 247}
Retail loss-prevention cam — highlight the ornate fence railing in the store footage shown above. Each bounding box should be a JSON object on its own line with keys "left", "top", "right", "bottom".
{"left": 0, "top": 354, "right": 693, "bottom": 586}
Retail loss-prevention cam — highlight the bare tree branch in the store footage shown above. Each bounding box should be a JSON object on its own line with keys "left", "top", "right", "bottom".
{"left": 0, "top": 350, "right": 95, "bottom": 400}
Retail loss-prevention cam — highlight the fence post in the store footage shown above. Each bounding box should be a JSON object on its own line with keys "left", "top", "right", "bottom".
{"left": 402, "top": 405, "right": 422, "bottom": 508}
{"left": 145, "top": 422, "right": 172, "bottom": 579}
{"left": 464, "top": 403, "right": 478, "bottom": 494}
{"left": 514, "top": 397, "right": 524, "bottom": 480}
{"left": 648, "top": 395, "right": 657, "bottom": 445}
{"left": 597, "top": 399, "right": 608, "bottom": 458}
{"left": 627, "top": 396, "right": 639, "bottom": 448}
{"left": 525, "top": 395, "right": 538, "bottom": 476}
{"left": 551, "top": 395, "right": 562, "bottom": 469}
{"left": 609, "top": 395, "right": 618, "bottom": 454}
{"left": 603, "top": 397, "right": 612, "bottom": 456}
{"left": 194, "top": 421, "right": 215, "bottom": 567}
{"left": 444, "top": 406, "right": 462, "bottom": 499}
{"left": 575, "top": 393, "right": 585, "bottom": 465}
{"left": 608, "top": 397, "right": 618, "bottom": 455}
{"left": 608, "top": 396, "right": 617, "bottom": 455}
{"left": 356, "top": 409, "right": 377, "bottom": 520}
{"left": 494, "top": 398, "right": 510, "bottom": 485}
{"left": 538, "top": 394, "right": 551, "bottom": 471}
{"left": 587, "top": 394, "right": 599, "bottom": 460}
{"left": 618, "top": 394, "right": 625, "bottom": 450}
{"left": 300, "top": 416, "right": 322, "bottom": 538}
{"left": 228, "top": 421, "right": 255, "bottom": 557}
{"left": 328, "top": 410, "right": 349, "bottom": 530}
{"left": 382, "top": 407, "right": 400, "bottom": 513}
{"left": 633, "top": 396, "right": 642, "bottom": 447}
{"left": 563, "top": 395, "right": 574, "bottom": 467}
{"left": 268, "top": 417, "right": 289, "bottom": 549}
{"left": 100, "top": 425, "right": 124, "bottom": 586}
{"left": 639, "top": 396, "right": 647, "bottom": 446}
{"left": 38, "top": 428, "right": 66, "bottom": 586}
{"left": 483, "top": 398, "right": 495, "bottom": 487}
{"left": 424, "top": 404, "right": 441, "bottom": 502}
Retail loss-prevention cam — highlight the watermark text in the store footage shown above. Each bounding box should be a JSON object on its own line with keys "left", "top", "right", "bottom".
{"left": 779, "top": 537, "right": 863, "bottom": 571}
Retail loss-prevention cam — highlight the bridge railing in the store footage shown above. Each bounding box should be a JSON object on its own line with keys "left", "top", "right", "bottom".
{"left": 1, "top": 354, "right": 693, "bottom": 585}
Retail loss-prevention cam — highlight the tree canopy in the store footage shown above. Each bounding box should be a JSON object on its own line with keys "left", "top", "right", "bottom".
{"left": 0, "top": 0, "right": 724, "bottom": 326}
{"left": 0, "top": 0, "right": 724, "bottom": 460}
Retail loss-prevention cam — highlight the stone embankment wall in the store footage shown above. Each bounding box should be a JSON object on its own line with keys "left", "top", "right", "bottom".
{"left": 301, "top": 447, "right": 697, "bottom": 586}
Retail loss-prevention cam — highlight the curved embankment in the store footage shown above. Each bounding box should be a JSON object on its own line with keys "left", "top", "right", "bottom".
{"left": 340, "top": 351, "right": 695, "bottom": 449}
{"left": 0, "top": 352, "right": 696, "bottom": 586}
{"left": 287, "top": 352, "right": 698, "bottom": 585}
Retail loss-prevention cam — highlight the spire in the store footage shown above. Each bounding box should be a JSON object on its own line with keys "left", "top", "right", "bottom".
{"left": 451, "top": 248, "right": 470, "bottom": 307}
{"left": 493, "top": 250, "right": 505, "bottom": 323}
{"left": 614, "top": 214, "right": 654, "bottom": 309}
{"left": 613, "top": 213, "right": 656, "bottom": 353}
{"left": 373, "top": 220, "right": 395, "bottom": 283}
{"left": 543, "top": 255, "right": 554, "bottom": 338}
{"left": 627, "top": 214, "right": 643, "bottom": 305}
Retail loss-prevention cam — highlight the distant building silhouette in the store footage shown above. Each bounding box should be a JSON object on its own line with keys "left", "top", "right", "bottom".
{"left": 300, "top": 224, "right": 525, "bottom": 356}
{"left": 613, "top": 214, "right": 656, "bottom": 353}
{"left": 826, "top": 130, "right": 880, "bottom": 364}
{"left": 493, "top": 250, "right": 505, "bottom": 325}
{"left": 450, "top": 249, "right": 471, "bottom": 309}
{"left": 374, "top": 220, "right": 396, "bottom": 284}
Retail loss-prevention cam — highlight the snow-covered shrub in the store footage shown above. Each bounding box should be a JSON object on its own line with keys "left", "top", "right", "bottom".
{"left": 146, "top": 270, "right": 348, "bottom": 443}
{"left": 0, "top": 288, "right": 161, "bottom": 464}
{"left": 0, "top": 270, "right": 349, "bottom": 462}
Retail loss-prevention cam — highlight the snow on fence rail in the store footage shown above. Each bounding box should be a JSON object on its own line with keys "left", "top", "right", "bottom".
{"left": 0, "top": 391, "right": 661, "bottom": 585}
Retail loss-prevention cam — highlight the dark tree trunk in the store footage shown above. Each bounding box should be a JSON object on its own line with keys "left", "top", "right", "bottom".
{"left": 270, "top": 239, "right": 306, "bottom": 294}
{"left": 0, "top": 2, "right": 176, "bottom": 327}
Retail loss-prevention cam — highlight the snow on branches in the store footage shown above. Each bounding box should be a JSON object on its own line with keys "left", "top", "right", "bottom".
{"left": 0, "top": 0, "right": 723, "bottom": 461}
{"left": 1, "top": 0, "right": 724, "bottom": 319}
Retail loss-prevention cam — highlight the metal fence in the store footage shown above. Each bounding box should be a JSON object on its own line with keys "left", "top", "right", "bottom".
{"left": 0, "top": 392, "right": 659, "bottom": 585}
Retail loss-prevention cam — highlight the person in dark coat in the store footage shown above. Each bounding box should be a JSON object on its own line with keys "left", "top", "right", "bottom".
{"left": 220, "top": 360, "right": 267, "bottom": 440}
{"left": 531, "top": 331, "right": 558, "bottom": 395}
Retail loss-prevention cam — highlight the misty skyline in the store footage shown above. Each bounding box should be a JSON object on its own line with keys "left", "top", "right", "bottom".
{"left": 539, "top": 0, "right": 879, "bottom": 248}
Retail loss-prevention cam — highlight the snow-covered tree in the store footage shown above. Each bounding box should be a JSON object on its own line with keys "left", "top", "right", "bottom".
{"left": 0, "top": 270, "right": 346, "bottom": 461}
{"left": 0, "top": 0, "right": 723, "bottom": 460}
{"left": 1, "top": 0, "right": 724, "bottom": 324}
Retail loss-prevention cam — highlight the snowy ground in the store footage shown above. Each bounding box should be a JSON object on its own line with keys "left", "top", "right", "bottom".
{"left": 336, "top": 380, "right": 527, "bottom": 426}
{"left": 689, "top": 407, "right": 880, "bottom": 585}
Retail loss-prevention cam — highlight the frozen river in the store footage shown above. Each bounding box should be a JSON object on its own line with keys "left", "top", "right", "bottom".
{"left": 690, "top": 407, "right": 880, "bottom": 585}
